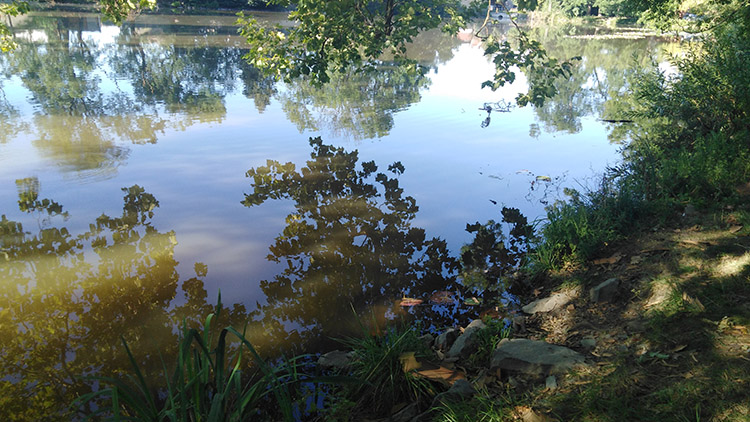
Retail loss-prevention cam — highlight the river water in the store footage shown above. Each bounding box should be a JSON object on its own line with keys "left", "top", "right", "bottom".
{"left": 0, "top": 8, "right": 672, "bottom": 419}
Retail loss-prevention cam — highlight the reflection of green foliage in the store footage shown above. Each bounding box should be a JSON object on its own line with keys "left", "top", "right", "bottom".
{"left": 4, "top": 28, "right": 100, "bottom": 115}
{"left": 278, "top": 65, "right": 429, "bottom": 139}
{"left": 524, "top": 25, "right": 668, "bottom": 134}
{"left": 0, "top": 84, "right": 27, "bottom": 143}
{"left": 460, "top": 207, "right": 533, "bottom": 291}
{"left": 15, "top": 177, "right": 69, "bottom": 222}
{"left": 243, "top": 137, "right": 457, "bottom": 352}
{"left": 1, "top": 14, "right": 268, "bottom": 175}
{"left": 241, "top": 61, "right": 277, "bottom": 113}
{"left": 108, "top": 32, "right": 233, "bottom": 119}
{"left": 0, "top": 184, "right": 247, "bottom": 421}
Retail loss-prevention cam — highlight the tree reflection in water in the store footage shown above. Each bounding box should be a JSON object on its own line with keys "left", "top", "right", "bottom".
{"left": 276, "top": 65, "right": 430, "bottom": 140}
{"left": 0, "top": 180, "right": 248, "bottom": 421}
{"left": 243, "top": 137, "right": 462, "bottom": 354}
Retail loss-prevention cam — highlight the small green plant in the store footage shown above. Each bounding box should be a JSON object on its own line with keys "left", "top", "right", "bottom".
{"left": 532, "top": 171, "right": 648, "bottom": 271}
{"left": 339, "top": 322, "right": 435, "bottom": 417}
{"left": 433, "top": 390, "right": 514, "bottom": 422}
{"left": 74, "top": 295, "right": 312, "bottom": 421}
{"left": 468, "top": 317, "right": 512, "bottom": 367}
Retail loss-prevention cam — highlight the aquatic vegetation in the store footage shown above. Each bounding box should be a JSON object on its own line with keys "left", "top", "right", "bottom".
{"left": 74, "top": 296, "right": 311, "bottom": 421}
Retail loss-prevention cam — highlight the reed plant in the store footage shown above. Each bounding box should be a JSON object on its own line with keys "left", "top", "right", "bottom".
{"left": 337, "top": 320, "right": 435, "bottom": 417}
{"left": 74, "top": 296, "right": 310, "bottom": 421}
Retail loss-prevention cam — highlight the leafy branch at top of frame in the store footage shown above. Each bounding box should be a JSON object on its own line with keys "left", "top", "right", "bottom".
{"left": 239, "top": 0, "right": 579, "bottom": 107}
{"left": 237, "top": 0, "right": 482, "bottom": 85}
{"left": 1, "top": 1, "right": 30, "bottom": 52}
{"left": 97, "top": 0, "right": 158, "bottom": 25}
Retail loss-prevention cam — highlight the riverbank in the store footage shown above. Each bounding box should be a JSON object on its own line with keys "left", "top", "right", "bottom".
{"left": 309, "top": 202, "right": 750, "bottom": 421}
{"left": 436, "top": 208, "right": 750, "bottom": 421}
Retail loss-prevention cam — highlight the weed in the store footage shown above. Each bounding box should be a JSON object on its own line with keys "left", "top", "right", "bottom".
{"left": 73, "top": 294, "right": 317, "bottom": 421}
{"left": 532, "top": 172, "right": 649, "bottom": 271}
{"left": 468, "top": 317, "right": 512, "bottom": 368}
{"left": 339, "top": 322, "right": 435, "bottom": 417}
{"left": 433, "top": 389, "right": 516, "bottom": 422}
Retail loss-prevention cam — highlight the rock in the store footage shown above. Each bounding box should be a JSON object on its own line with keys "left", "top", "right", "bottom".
{"left": 590, "top": 278, "right": 619, "bottom": 303}
{"left": 545, "top": 375, "right": 557, "bottom": 390}
{"left": 522, "top": 291, "right": 576, "bottom": 315}
{"left": 491, "top": 338, "right": 585, "bottom": 376}
{"left": 626, "top": 319, "right": 645, "bottom": 332}
{"left": 516, "top": 406, "right": 554, "bottom": 422}
{"left": 435, "top": 328, "right": 459, "bottom": 351}
{"left": 419, "top": 333, "right": 435, "bottom": 349}
{"left": 445, "top": 379, "right": 476, "bottom": 398}
{"left": 317, "top": 350, "right": 352, "bottom": 370}
{"left": 446, "top": 319, "right": 486, "bottom": 360}
{"left": 580, "top": 337, "right": 597, "bottom": 350}
{"left": 512, "top": 315, "right": 526, "bottom": 333}
{"left": 391, "top": 402, "right": 419, "bottom": 422}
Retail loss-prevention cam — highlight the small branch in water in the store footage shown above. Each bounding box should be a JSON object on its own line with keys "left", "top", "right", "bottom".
{"left": 599, "top": 119, "right": 634, "bottom": 123}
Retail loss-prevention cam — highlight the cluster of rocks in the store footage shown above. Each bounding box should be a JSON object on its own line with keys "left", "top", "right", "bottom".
{"left": 318, "top": 277, "right": 624, "bottom": 419}
{"left": 428, "top": 318, "right": 586, "bottom": 379}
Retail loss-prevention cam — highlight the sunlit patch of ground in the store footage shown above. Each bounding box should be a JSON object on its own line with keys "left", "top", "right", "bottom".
{"left": 467, "top": 209, "right": 750, "bottom": 421}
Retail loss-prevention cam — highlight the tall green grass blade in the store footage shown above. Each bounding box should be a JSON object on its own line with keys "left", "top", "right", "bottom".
{"left": 120, "top": 336, "right": 158, "bottom": 415}
{"left": 225, "top": 326, "right": 296, "bottom": 421}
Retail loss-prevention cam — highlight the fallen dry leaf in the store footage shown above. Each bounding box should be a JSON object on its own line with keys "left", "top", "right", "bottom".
{"left": 592, "top": 253, "right": 623, "bottom": 265}
{"left": 729, "top": 225, "right": 743, "bottom": 233}
{"left": 415, "top": 366, "right": 465, "bottom": 386}
{"left": 515, "top": 406, "right": 555, "bottom": 422}
{"left": 479, "top": 307, "right": 502, "bottom": 320}
{"left": 670, "top": 344, "right": 688, "bottom": 353}
{"left": 399, "top": 352, "right": 421, "bottom": 372}
{"left": 399, "top": 297, "right": 423, "bottom": 307}
{"left": 430, "top": 291, "right": 454, "bottom": 304}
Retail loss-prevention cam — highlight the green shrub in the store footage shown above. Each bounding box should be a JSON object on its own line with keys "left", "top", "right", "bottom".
{"left": 533, "top": 170, "right": 647, "bottom": 270}
{"left": 340, "top": 324, "right": 435, "bottom": 417}
{"left": 74, "top": 296, "right": 312, "bottom": 421}
{"left": 468, "top": 318, "right": 512, "bottom": 367}
{"left": 433, "top": 390, "right": 515, "bottom": 422}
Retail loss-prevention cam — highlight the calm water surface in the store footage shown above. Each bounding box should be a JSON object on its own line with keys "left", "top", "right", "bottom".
{"left": 0, "top": 9, "right": 672, "bottom": 418}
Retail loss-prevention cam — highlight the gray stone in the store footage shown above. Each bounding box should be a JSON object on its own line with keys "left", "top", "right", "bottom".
{"left": 446, "top": 379, "right": 476, "bottom": 398}
{"left": 580, "top": 337, "right": 597, "bottom": 350}
{"left": 435, "top": 328, "right": 459, "bottom": 351}
{"left": 490, "top": 338, "right": 585, "bottom": 376}
{"left": 590, "top": 278, "right": 620, "bottom": 303}
{"left": 626, "top": 319, "right": 645, "bottom": 332}
{"left": 465, "top": 319, "right": 486, "bottom": 330}
{"left": 391, "top": 402, "right": 419, "bottom": 422}
{"left": 317, "top": 350, "right": 352, "bottom": 370}
{"left": 545, "top": 375, "right": 557, "bottom": 390}
{"left": 419, "top": 333, "right": 435, "bottom": 349}
{"left": 446, "top": 319, "right": 486, "bottom": 360}
{"left": 512, "top": 315, "right": 527, "bottom": 333}
{"left": 522, "top": 291, "right": 575, "bottom": 315}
